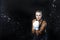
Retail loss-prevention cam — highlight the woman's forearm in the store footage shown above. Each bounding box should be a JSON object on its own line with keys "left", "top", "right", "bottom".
{"left": 39, "top": 21, "right": 47, "bottom": 33}
{"left": 39, "top": 26, "right": 45, "bottom": 33}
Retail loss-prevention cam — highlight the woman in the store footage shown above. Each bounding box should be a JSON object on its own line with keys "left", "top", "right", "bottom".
{"left": 32, "top": 10, "right": 47, "bottom": 40}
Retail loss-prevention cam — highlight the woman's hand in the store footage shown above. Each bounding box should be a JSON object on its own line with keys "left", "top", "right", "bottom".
{"left": 38, "top": 31, "right": 42, "bottom": 35}
{"left": 36, "top": 30, "right": 40, "bottom": 36}
{"left": 36, "top": 30, "right": 42, "bottom": 36}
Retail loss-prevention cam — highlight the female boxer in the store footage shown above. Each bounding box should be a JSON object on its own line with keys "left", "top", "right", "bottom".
{"left": 32, "top": 10, "right": 47, "bottom": 40}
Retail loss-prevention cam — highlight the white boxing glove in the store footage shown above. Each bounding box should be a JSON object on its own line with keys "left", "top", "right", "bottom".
{"left": 33, "top": 21, "right": 39, "bottom": 30}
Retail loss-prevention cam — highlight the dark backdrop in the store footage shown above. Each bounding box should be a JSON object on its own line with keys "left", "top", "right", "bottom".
{"left": 0, "top": 0, "right": 60, "bottom": 40}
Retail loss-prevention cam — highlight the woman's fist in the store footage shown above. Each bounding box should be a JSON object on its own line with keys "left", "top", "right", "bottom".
{"left": 33, "top": 21, "right": 39, "bottom": 30}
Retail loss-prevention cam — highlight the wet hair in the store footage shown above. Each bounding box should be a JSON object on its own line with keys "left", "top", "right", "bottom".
{"left": 35, "top": 10, "right": 42, "bottom": 13}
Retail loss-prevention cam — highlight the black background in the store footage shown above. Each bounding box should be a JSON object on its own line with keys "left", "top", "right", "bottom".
{"left": 0, "top": 0, "right": 60, "bottom": 40}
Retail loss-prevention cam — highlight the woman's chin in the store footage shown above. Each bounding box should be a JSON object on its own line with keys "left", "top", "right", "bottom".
{"left": 37, "top": 19, "right": 40, "bottom": 21}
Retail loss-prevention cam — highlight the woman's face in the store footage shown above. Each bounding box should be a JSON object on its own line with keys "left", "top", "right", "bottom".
{"left": 35, "top": 12, "right": 42, "bottom": 21}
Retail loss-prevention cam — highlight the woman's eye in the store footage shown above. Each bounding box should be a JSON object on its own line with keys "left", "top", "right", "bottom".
{"left": 39, "top": 15, "right": 41, "bottom": 16}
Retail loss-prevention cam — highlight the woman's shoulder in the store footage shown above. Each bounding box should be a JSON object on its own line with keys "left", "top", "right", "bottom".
{"left": 32, "top": 19, "right": 36, "bottom": 23}
{"left": 42, "top": 20, "right": 46, "bottom": 23}
{"left": 42, "top": 20, "right": 47, "bottom": 25}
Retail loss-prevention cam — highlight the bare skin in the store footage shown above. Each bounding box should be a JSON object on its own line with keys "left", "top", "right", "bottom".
{"left": 32, "top": 19, "right": 47, "bottom": 36}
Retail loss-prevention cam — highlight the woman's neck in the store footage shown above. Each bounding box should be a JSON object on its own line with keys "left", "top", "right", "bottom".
{"left": 36, "top": 19, "right": 42, "bottom": 24}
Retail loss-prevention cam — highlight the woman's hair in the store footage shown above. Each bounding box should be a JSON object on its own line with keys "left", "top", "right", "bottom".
{"left": 35, "top": 10, "right": 42, "bottom": 13}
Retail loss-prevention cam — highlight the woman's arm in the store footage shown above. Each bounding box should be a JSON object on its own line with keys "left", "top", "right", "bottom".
{"left": 39, "top": 21, "right": 47, "bottom": 34}
{"left": 32, "top": 19, "right": 35, "bottom": 34}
